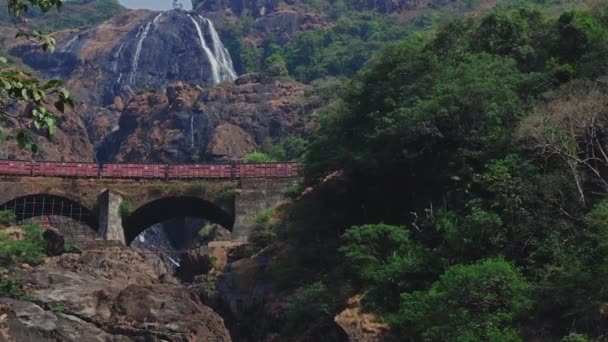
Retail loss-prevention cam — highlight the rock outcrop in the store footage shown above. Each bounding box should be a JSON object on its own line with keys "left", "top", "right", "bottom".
{"left": 0, "top": 249, "right": 232, "bottom": 341}
{"left": 0, "top": 109, "right": 94, "bottom": 162}
{"left": 98, "top": 77, "right": 316, "bottom": 163}
{"left": 334, "top": 295, "right": 390, "bottom": 342}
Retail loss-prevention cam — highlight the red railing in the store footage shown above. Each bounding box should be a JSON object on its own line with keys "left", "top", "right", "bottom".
{"left": 0, "top": 160, "right": 301, "bottom": 179}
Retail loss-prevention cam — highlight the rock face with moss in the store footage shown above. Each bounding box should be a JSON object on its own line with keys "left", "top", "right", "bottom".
{"left": 0, "top": 248, "right": 232, "bottom": 341}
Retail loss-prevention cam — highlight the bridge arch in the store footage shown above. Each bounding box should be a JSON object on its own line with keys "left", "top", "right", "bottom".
{"left": 123, "top": 196, "right": 234, "bottom": 245}
{"left": 0, "top": 194, "right": 98, "bottom": 230}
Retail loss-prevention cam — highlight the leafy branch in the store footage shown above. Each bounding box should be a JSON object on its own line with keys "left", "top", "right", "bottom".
{"left": 0, "top": 0, "right": 73, "bottom": 152}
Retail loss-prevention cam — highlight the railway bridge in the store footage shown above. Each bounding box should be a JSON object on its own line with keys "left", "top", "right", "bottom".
{"left": 0, "top": 160, "right": 302, "bottom": 246}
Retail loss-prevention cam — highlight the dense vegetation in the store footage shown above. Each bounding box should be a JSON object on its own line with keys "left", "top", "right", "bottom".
{"left": 254, "top": 2, "right": 608, "bottom": 341}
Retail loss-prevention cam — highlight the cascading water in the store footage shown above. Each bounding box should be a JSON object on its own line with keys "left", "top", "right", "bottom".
{"left": 190, "top": 115, "right": 195, "bottom": 148}
{"left": 112, "top": 43, "right": 125, "bottom": 73}
{"left": 188, "top": 14, "right": 237, "bottom": 84}
{"left": 113, "top": 10, "right": 237, "bottom": 88}
{"left": 188, "top": 14, "right": 221, "bottom": 84}
{"left": 60, "top": 34, "right": 79, "bottom": 53}
{"left": 129, "top": 12, "right": 163, "bottom": 84}
{"left": 200, "top": 16, "right": 238, "bottom": 81}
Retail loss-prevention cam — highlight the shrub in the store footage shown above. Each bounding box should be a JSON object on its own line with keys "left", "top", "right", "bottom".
{"left": 51, "top": 305, "right": 65, "bottom": 313}
{"left": 198, "top": 223, "right": 215, "bottom": 242}
{"left": 217, "top": 185, "right": 236, "bottom": 201}
{"left": 284, "top": 281, "right": 341, "bottom": 335}
{"left": 244, "top": 151, "right": 276, "bottom": 163}
{"left": 0, "top": 224, "right": 46, "bottom": 266}
{"left": 273, "top": 137, "right": 309, "bottom": 161}
{"left": 0, "top": 278, "right": 34, "bottom": 301}
{"left": 0, "top": 278, "right": 22, "bottom": 297}
{"left": 250, "top": 207, "right": 277, "bottom": 250}
{"left": 119, "top": 199, "right": 133, "bottom": 217}
{"left": 283, "top": 182, "right": 305, "bottom": 199}
{"left": 193, "top": 180, "right": 207, "bottom": 194}
{"left": 0, "top": 210, "right": 16, "bottom": 226}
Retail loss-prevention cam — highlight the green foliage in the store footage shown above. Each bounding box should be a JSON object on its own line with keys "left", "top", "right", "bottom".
{"left": 250, "top": 207, "right": 277, "bottom": 250}
{"left": 562, "top": 333, "right": 591, "bottom": 342}
{"left": 283, "top": 12, "right": 409, "bottom": 82}
{"left": 0, "top": 0, "right": 75, "bottom": 152}
{"left": 197, "top": 223, "right": 214, "bottom": 242}
{"left": 51, "top": 305, "right": 65, "bottom": 313}
{"left": 0, "top": 278, "right": 33, "bottom": 300}
{"left": 285, "top": 281, "right": 340, "bottom": 330}
{"left": 216, "top": 185, "right": 236, "bottom": 201}
{"left": 0, "top": 224, "right": 46, "bottom": 266}
{"left": 247, "top": 136, "right": 309, "bottom": 162}
{"left": 273, "top": 137, "right": 309, "bottom": 162}
{"left": 244, "top": 151, "right": 276, "bottom": 163}
{"left": 264, "top": 54, "right": 289, "bottom": 78}
{"left": 283, "top": 182, "right": 305, "bottom": 199}
{"left": 341, "top": 224, "right": 428, "bottom": 312}
{"left": 269, "top": 4, "right": 608, "bottom": 341}
{"left": 63, "top": 241, "right": 74, "bottom": 252}
{"left": 0, "top": 210, "right": 16, "bottom": 226}
{"left": 186, "top": 180, "right": 207, "bottom": 195}
{"left": 392, "top": 258, "right": 533, "bottom": 341}
{"left": 119, "top": 199, "right": 132, "bottom": 217}
{"left": 0, "top": 278, "right": 22, "bottom": 297}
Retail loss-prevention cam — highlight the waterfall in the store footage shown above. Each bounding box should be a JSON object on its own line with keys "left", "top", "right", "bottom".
{"left": 188, "top": 14, "right": 221, "bottom": 84}
{"left": 112, "top": 43, "right": 125, "bottom": 73}
{"left": 129, "top": 13, "right": 163, "bottom": 84}
{"left": 166, "top": 255, "right": 181, "bottom": 267}
{"left": 190, "top": 115, "right": 195, "bottom": 148}
{"left": 61, "top": 35, "right": 78, "bottom": 52}
{"left": 200, "top": 15, "right": 237, "bottom": 81}
{"left": 188, "top": 14, "right": 238, "bottom": 84}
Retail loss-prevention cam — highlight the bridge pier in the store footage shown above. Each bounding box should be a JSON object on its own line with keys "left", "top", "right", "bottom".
{"left": 233, "top": 177, "right": 302, "bottom": 242}
{"left": 98, "top": 190, "right": 126, "bottom": 245}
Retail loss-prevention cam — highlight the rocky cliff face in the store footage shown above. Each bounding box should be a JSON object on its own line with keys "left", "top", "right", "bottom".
{"left": 7, "top": 4, "right": 324, "bottom": 163}
{"left": 97, "top": 77, "right": 317, "bottom": 163}
{"left": 0, "top": 248, "right": 232, "bottom": 341}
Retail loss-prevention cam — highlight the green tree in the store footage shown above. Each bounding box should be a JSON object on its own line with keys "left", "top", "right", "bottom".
{"left": 264, "top": 54, "right": 289, "bottom": 78}
{"left": 340, "top": 224, "right": 428, "bottom": 312}
{"left": 392, "top": 258, "right": 533, "bottom": 341}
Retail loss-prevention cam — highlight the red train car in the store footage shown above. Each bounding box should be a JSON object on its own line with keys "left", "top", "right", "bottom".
{"left": 0, "top": 159, "right": 302, "bottom": 179}
{"left": 236, "top": 163, "right": 301, "bottom": 178}
{"left": 101, "top": 164, "right": 167, "bottom": 179}
{"left": 0, "top": 160, "right": 32, "bottom": 176}
{"left": 33, "top": 161, "right": 99, "bottom": 178}
{"left": 169, "top": 164, "right": 233, "bottom": 179}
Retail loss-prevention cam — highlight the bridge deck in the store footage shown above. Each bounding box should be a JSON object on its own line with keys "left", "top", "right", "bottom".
{"left": 0, "top": 160, "right": 301, "bottom": 179}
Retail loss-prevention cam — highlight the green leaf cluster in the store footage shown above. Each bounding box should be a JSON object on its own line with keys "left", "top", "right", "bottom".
{"left": 0, "top": 224, "right": 46, "bottom": 266}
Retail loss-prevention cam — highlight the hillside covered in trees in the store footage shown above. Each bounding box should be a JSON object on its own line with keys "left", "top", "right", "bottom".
{"left": 4, "top": 0, "right": 608, "bottom": 341}
{"left": 247, "top": 1, "right": 608, "bottom": 341}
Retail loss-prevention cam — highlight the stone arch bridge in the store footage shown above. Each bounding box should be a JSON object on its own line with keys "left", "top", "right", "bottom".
{"left": 0, "top": 162, "right": 301, "bottom": 246}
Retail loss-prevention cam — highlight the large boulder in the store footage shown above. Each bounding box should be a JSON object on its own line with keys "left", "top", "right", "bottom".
{"left": 4, "top": 249, "right": 232, "bottom": 341}
{"left": 208, "top": 123, "right": 256, "bottom": 159}
{"left": 42, "top": 228, "right": 65, "bottom": 257}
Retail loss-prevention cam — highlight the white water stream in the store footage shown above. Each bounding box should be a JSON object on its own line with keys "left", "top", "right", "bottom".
{"left": 188, "top": 14, "right": 237, "bottom": 84}
{"left": 129, "top": 13, "right": 164, "bottom": 84}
